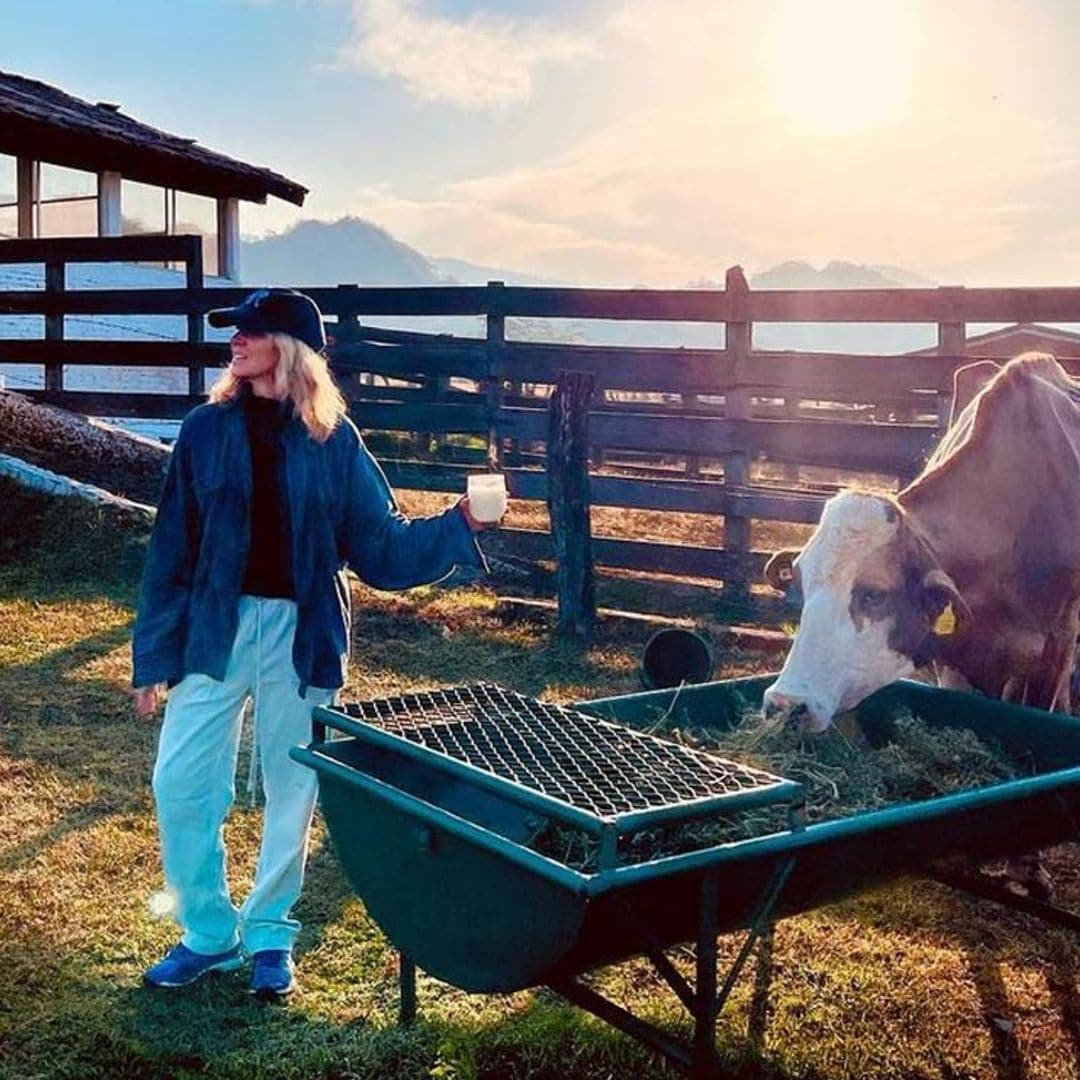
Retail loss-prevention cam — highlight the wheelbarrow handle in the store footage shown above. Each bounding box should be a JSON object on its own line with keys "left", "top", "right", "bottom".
{"left": 309, "top": 702, "right": 373, "bottom": 744}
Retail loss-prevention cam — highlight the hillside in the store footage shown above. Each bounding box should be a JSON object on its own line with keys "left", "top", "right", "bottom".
{"left": 241, "top": 217, "right": 440, "bottom": 287}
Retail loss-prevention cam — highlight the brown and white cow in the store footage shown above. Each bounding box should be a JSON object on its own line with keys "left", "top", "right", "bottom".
{"left": 763, "top": 352, "right": 1080, "bottom": 734}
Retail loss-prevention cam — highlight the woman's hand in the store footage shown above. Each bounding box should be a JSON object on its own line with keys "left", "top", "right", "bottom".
{"left": 134, "top": 684, "right": 166, "bottom": 719}
{"left": 457, "top": 495, "right": 504, "bottom": 532}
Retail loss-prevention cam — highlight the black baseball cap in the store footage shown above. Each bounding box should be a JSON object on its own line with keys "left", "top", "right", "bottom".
{"left": 207, "top": 288, "right": 327, "bottom": 353}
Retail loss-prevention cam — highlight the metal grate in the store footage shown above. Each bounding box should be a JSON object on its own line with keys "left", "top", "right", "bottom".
{"left": 335, "top": 684, "right": 792, "bottom": 819}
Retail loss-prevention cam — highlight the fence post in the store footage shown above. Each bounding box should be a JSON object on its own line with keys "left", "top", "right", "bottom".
{"left": 722, "top": 265, "right": 752, "bottom": 603}
{"left": 548, "top": 370, "right": 596, "bottom": 640}
{"left": 185, "top": 237, "right": 205, "bottom": 398}
{"left": 333, "top": 284, "right": 362, "bottom": 399}
{"left": 485, "top": 281, "right": 507, "bottom": 470}
{"left": 44, "top": 258, "right": 64, "bottom": 393}
{"left": 936, "top": 286, "right": 966, "bottom": 431}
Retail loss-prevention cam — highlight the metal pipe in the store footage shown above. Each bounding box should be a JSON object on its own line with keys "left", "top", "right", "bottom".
{"left": 613, "top": 896, "right": 696, "bottom": 1013}
{"left": 399, "top": 954, "right": 417, "bottom": 1026}
{"left": 692, "top": 870, "right": 721, "bottom": 1076}
{"left": 550, "top": 977, "right": 693, "bottom": 1075}
{"left": 715, "top": 858, "right": 795, "bottom": 1013}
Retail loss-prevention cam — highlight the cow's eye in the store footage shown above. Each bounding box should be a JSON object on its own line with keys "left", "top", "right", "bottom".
{"left": 854, "top": 585, "right": 890, "bottom": 609}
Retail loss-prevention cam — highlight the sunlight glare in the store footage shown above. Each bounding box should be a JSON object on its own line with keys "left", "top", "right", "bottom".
{"left": 770, "top": 0, "right": 917, "bottom": 135}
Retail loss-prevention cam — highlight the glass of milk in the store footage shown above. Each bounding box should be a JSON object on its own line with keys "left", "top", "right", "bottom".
{"left": 466, "top": 473, "right": 508, "bottom": 523}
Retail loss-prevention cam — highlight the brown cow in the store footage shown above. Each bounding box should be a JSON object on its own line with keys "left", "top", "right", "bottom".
{"left": 761, "top": 352, "right": 1080, "bottom": 895}
{"left": 763, "top": 352, "right": 1080, "bottom": 729}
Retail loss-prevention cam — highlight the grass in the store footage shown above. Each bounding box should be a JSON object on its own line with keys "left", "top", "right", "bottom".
{"left": 4, "top": 475, "right": 1080, "bottom": 1078}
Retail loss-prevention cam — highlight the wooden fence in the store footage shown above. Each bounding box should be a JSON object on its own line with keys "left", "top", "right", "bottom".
{"left": 5, "top": 235, "right": 1080, "bottom": 601}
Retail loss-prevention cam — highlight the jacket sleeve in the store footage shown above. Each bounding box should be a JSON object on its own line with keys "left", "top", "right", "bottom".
{"left": 131, "top": 424, "right": 200, "bottom": 687}
{"left": 342, "top": 427, "right": 487, "bottom": 590}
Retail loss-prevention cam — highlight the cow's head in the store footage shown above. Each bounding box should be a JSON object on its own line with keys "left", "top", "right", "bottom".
{"left": 762, "top": 491, "right": 969, "bottom": 732}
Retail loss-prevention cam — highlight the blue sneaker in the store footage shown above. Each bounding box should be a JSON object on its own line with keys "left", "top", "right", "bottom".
{"left": 250, "top": 949, "right": 295, "bottom": 1000}
{"left": 143, "top": 942, "right": 244, "bottom": 988}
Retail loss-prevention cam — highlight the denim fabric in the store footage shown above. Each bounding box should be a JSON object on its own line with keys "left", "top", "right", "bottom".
{"left": 132, "top": 387, "right": 486, "bottom": 692}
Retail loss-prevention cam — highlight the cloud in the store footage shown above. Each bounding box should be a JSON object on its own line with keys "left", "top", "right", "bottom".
{"left": 348, "top": 183, "right": 693, "bottom": 284}
{"left": 329, "top": 0, "right": 1080, "bottom": 285}
{"left": 342, "top": 0, "right": 596, "bottom": 110}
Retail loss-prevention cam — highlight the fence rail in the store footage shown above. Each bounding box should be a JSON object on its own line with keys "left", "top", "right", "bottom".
{"left": 4, "top": 235, "right": 1080, "bottom": 602}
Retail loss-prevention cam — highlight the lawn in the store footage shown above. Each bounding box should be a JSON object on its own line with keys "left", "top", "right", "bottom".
{"left": 3, "top": 475, "right": 1080, "bottom": 1080}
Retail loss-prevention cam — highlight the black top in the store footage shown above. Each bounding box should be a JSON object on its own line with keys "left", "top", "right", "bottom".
{"left": 241, "top": 392, "right": 295, "bottom": 599}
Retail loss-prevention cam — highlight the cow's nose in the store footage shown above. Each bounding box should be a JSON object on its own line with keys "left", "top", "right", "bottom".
{"left": 763, "top": 689, "right": 829, "bottom": 732}
{"left": 763, "top": 692, "right": 793, "bottom": 723}
{"left": 785, "top": 703, "right": 811, "bottom": 730}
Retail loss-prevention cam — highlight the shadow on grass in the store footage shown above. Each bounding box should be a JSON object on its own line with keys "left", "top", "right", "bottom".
{"left": 0, "top": 478, "right": 148, "bottom": 607}
{"left": 853, "top": 871, "right": 1080, "bottom": 1080}
{"left": 0, "top": 929, "right": 444, "bottom": 1080}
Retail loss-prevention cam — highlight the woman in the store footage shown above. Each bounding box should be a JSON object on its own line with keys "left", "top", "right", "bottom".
{"left": 132, "top": 288, "right": 496, "bottom": 999}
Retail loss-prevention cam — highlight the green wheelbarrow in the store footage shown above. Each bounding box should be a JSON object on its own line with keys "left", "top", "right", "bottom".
{"left": 290, "top": 677, "right": 1080, "bottom": 1077}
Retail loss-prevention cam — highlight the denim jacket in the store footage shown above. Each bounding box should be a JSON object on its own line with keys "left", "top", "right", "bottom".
{"left": 131, "top": 389, "right": 486, "bottom": 693}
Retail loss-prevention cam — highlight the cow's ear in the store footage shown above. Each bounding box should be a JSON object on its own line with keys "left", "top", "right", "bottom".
{"left": 919, "top": 568, "right": 971, "bottom": 635}
{"left": 764, "top": 549, "right": 799, "bottom": 591}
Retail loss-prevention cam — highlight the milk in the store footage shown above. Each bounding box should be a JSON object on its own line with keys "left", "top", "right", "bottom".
{"left": 467, "top": 473, "right": 508, "bottom": 523}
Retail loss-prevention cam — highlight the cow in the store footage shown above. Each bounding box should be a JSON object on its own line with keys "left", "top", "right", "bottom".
{"left": 763, "top": 352, "right": 1080, "bottom": 730}
{"left": 761, "top": 352, "right": 1080, "bottom": 896}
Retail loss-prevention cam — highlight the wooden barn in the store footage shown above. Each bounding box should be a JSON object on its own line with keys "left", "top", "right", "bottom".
{"left": 908, "top": 321, "right": 1080, "bottom": 360}
{"left": 0, "top": 68, "right": 307, "bottom": 279}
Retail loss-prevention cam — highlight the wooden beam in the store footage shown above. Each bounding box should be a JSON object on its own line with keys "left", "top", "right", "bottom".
{"left": 331, "top": 341, "right": 488, "bottom": 381}
{"left": 0, "top": 340, "right": 226, "bottom": 364}
{"left": 722, "top": 265, "right": 752, "bottom": 598}
{"left": 23, "top": 390, "right": 204, "bottom": 419}
{"left": 97, "top": 171, "right": 122, "bottom": 236}
{"left": 185, "top": 240, "right": 205, "bottom": 397}
{"left": 485, "top": 282, "right": 507, "bottom": 468}
{"left": 488, "top": 528, "right": 768, "bottom": 581}
{"left": 548, "top": 370, "right": 596, "bottom": 639}
{"left": 15, "top": 158, "right": 35, "bottom": 238}
{"left": 377, "top": 460, "right": 827, "bottom": 521}
{"left": 216, "top": 197, "right": 240, "bottom": 281}
{"left": 43, "top": 260, "right": 64, "bottom": 392}
{"left": 936, "top": 287, "right": 966, "bottom": 430}
{"left": 0, "top": 234, "right": 203, "bottom": 265}
{"left": 349, "top": 401, "right": 490, "bottom": 434}
{"left": 7, "top": 273, "right": 1080, "bottom": 330}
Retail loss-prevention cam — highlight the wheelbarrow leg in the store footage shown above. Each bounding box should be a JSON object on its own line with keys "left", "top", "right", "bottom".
{"left": 399, "top": 953, "right": 417, "bottom": 1026}
{"left": 691, "top": 870, "right": 721, "bottom": 1078}
{"left": 693, "top": 858, "right": 796, "bottom": 1077}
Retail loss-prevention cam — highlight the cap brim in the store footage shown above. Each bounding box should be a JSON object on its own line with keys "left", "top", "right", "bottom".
{"left": 207, "top": 306, "right": 243, "bottom": 328}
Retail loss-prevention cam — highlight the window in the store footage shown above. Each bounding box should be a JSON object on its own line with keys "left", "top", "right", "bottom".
{"left": 175, "top": 191, "right": 219, "bottom": 276}
{"left": 37, "top": 163, "right": 97, "bottom": 237}
{"left": 121, "top": 179, "right": 168, "bottom": 235}
{"left": 122, "top": 181, "right": 219, "bottom": 275}
{"left": 0, "top": 154, "right": 16, "bottom": 238}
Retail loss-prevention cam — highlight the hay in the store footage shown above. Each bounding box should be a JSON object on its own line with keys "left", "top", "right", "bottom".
{"left": 530, "top": 707, "right": 1022, "bottom": 872}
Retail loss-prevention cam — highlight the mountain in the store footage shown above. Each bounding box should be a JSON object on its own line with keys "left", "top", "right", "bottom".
{"left": 241, "top": 217, "right": 440, "bottom": 287}
{"left": 430, "top": 256, "right": 565, "bottom": 287}
{"left": 238, "top": 218, "right": 938, "bottom": 350}
{"left": 749, "top": 260, "right": 936, "bottom": 290}
{"left": 746, "top": 261, "right": 939, "bottom": 353}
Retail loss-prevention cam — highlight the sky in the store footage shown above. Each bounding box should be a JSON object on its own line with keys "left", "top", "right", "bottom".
{"left": 6, "top": 0, "right": 1080, "bottom": 287}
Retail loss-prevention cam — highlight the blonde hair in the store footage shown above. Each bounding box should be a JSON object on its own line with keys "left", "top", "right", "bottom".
{"left": 208, "top": 332, "right": 348, "bottom": 443}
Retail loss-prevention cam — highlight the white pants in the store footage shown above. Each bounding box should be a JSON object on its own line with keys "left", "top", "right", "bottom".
{"left": 152, "top": 595, "right": 335, "bottom": 955}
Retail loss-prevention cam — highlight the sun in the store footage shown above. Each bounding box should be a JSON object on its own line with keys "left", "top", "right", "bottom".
{"left": 769, "top": 0, "right": 918, "bottom": 136}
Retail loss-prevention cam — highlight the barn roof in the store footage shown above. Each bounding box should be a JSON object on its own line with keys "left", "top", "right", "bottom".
{"left": 0, "top": 69, "right": 307, "bottom": 206}
{"left": 909, "top": 322, "right": 1080, "bottom": 359}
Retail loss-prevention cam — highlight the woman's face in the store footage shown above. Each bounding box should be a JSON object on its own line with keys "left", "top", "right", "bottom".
{"left": 230, "top": 330, "right": 278, "bottom": 380}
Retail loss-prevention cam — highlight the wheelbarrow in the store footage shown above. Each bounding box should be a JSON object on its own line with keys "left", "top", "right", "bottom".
{"left": 290, "top": 677, "right": 1080, "bottom": 1077}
